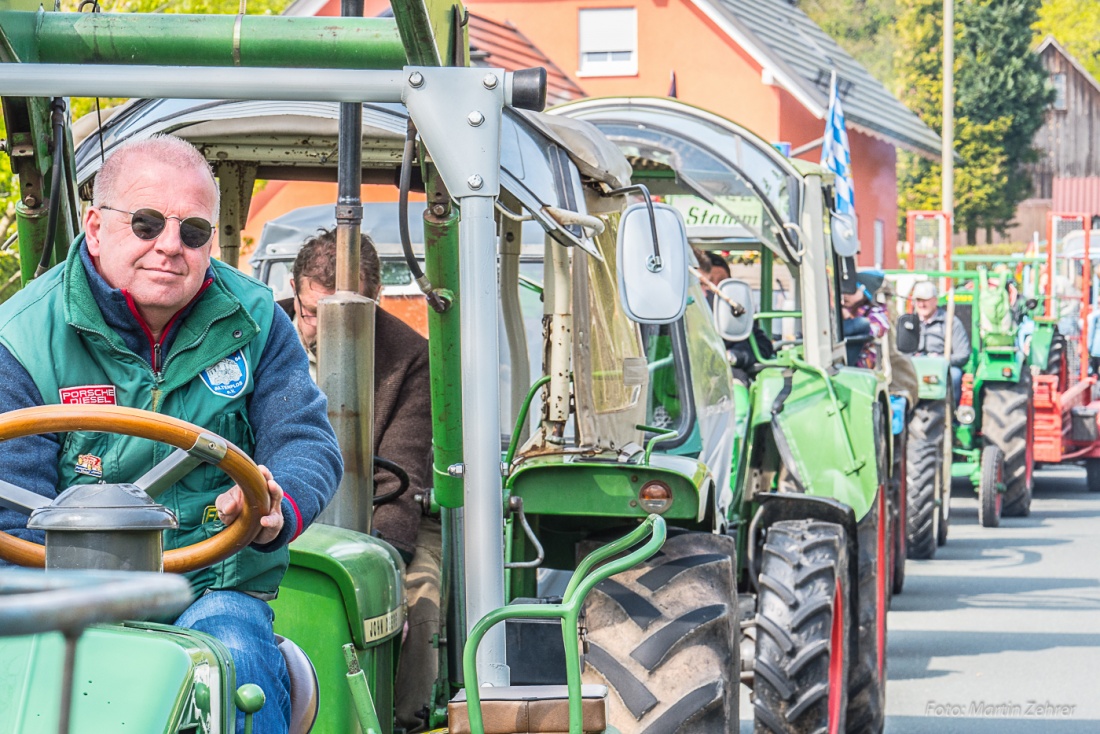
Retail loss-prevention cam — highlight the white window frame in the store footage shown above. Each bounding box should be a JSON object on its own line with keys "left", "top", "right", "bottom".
{"left": 1052, "top": 72, "right": 1068, "bottom": 111}
{"left": 578, "top": 7, "right": 638, "bottom": 77}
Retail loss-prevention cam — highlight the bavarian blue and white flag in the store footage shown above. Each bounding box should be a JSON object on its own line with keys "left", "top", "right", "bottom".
{"left": 822, "top": 71, "right": 859, "bottom": 255}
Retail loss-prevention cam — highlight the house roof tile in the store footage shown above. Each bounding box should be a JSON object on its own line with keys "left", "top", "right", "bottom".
{"left": 694, "top": 0, "right": 941, "bottom": 157}
{"left": 469, "top": 14, "right": 586, "bottom": 106}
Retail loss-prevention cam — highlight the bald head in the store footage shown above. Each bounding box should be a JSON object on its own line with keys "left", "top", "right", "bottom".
{"left": 93, "top": 135, "right": 219, "bottom": 215}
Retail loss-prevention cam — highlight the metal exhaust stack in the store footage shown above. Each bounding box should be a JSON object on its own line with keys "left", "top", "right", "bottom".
{"left": 316, "top": 0, "right": 375, "bottom": 534}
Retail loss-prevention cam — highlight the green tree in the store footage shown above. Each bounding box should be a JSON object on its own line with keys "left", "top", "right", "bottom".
{"left": 798, "top": 0, "right": 899, "bottom": 88}
{"left": 894, "top": 0, "right": 1052, "bottom": 244}
{"left": 955, "top": 0, "right": 1052, "bottom": 241}
{"left": 0, "top": 0, "right": 290, "bottom": 237}
{"left": 1034, "top": 0, "right": 1100, "bottom": 80}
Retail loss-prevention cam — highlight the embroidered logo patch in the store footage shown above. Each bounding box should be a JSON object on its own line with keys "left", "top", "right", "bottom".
{"left": 75, "top": 454, "right": 103, "bottom": 478}
{"left": 59, "top": 385, "right": 117, "bottom": 405}
{"left": 202, "top": 505, "right": 219, "bottom": 523}
{"left": 200, "top": 350, "right": 249, "bottom": 398}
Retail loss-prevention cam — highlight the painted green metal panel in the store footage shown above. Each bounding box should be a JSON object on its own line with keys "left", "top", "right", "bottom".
{"left": 975, "top": 350, "right": 1023, "bottom": 384}
{"left": 508, "top": 454, "right": 709, "bottom": 522}
{"left": 1027, "top": 322, "right": 1055, "bottom": 371}
{"left": 271, "top": 565, "right": 398, "bottom": 734}
{"left": 272, "top": 523, "right": 404, "bottom": 649}
{"left": 0, "top": 624, "right": 230, "bottom": 733}
{"left": 910, "top": 355, "right": 949, "bottom": 401}
{"left": 747, "top": 365, "right": 883, "bottom": 521}
{"left": 388, "top": 0, "right": 467, "bottom": 67}
{"left": 423, "top": 180, "right": 464, "bottom": 508}
{"left": 3, "top": 12, "right": 407, "bottom": 68}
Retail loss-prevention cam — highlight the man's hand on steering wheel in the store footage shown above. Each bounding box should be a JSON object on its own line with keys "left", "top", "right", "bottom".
{"left": 216, "top": 464, "right": 284, "bottom": 545}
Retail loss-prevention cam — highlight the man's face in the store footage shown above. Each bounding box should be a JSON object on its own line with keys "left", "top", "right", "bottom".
{"left": 915, "top": 297, "right": 938, "bottom": 320}
{"left": 292, "top": 276, "right": 335, "bottom": 354}
{"left": 708, "top": 266, "right": 731, "bottom": 285}
{"left": 84, "top": 158, "right": 217, "bottom": 323}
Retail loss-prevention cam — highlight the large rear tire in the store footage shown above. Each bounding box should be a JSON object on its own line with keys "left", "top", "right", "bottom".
{"left": 1086, "top": 459, "right": 1100, "bottom": 493}
{"left": 978, "top": 445, "right": 1004, "bottom": 528}
{"left": 1044, "top": 332, "right": 1067, "bottom": 389}
{"left": 846, "top": 485, "right": 888, "bottom": 734}
{"left": 754, "top": 520, "right": 850, "bottom": 734}
{"left": 889, "top": 426, "right": 907, "bottom": 596}
{"left": 906, "top": 399, "right": 945, "bottom": 560}
{"left": 582, "top": 532, "right": 739, "bottom": 733}
{"left": 982, "top": 377, "right": 1033, "bottom": 517}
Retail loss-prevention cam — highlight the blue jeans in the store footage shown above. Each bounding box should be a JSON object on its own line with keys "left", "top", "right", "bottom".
{"left": 175, "top": 591, "right": 290, "bottom": 734}
{"left": 950, "top": 366, "right": 963, "bottom": 406}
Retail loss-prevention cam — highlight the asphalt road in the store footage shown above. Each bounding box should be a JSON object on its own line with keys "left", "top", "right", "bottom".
{"left": 740, "top": 465, "right": 1100, "bottom": 732}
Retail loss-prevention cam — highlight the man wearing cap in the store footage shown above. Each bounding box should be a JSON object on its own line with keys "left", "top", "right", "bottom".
{"left": 912, "top": 280, "right": 970, "bottom": 400}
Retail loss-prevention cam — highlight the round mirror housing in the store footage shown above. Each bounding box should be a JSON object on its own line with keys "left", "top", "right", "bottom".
{"left": 713, "top": 278, "right": 756, "bottom": 342}
{"left": 896, "top": 313, "right": 921, "bottom": 354}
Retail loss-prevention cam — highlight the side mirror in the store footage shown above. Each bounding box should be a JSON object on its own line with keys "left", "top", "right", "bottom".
{"left": 617, "top": 202, "right": 689, "bottom": 324}
{"left": 713, "top": 278, "right": 756, "bottom": 342}
{"left": 897, "top": 313, "right": 921, "bottom": 354}
{"left": 831, "top": 211, "right": 860, "bottom": 257}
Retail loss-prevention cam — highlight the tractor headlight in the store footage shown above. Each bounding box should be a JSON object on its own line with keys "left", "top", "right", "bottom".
{"left": 957, "top": 405, "right": 976, "bottom": 425}
{"left": 639, "top": 480, "right": 673, "bottom": 514}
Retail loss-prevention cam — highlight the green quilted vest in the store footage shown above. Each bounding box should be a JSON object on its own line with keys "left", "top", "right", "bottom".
{"left": 0, "top": 238, "right": 280, "bottom": 598}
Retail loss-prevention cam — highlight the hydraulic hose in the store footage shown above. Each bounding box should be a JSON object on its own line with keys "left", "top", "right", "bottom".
{"left": 399, "top": 120, "right": 447, "bottom": 312}
{"left": 38, "top": 98, "right": 67, "bottom": 279}
{"left": 371, "top": 456, "right": 410, "bottom": 507}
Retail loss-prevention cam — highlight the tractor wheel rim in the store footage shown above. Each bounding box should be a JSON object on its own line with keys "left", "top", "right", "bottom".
{"left": 828, "top": 583, "right": 845, "bottom": 734}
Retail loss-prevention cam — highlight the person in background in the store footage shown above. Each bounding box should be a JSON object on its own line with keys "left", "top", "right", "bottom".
{"left": 706, "top": 251, "right": 732, "bottom": 285}
{"left": 841, "top": 271, "right": 890, "bottom": 369}
{"left": 912, "top": 280, "right": 971, "bottom": 401}
{"left": 287, "top": 230, "right": 439, "bottom": 732}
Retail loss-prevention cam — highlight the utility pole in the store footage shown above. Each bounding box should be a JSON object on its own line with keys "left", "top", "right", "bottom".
{"left": 942, "top": 0, "right": 954, "bottom": 220}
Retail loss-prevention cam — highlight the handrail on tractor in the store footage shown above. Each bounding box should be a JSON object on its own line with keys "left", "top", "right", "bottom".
{"left": 461, "top": 515, "right": 668, "bottom": 734}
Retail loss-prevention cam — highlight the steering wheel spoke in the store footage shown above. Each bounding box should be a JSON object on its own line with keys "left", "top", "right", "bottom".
{"left": 0, "top": 478, "right": 51, "bottom": 515}
{"left": 134, "top": 433, "right": 228, "bottom": 499}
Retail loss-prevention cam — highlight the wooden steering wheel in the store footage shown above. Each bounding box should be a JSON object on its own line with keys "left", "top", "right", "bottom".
{"left": 0, "top": 405, "right": 270, "bottom": 573}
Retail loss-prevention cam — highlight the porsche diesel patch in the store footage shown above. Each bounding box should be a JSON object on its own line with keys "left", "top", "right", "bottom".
{"left": 59, "top": 385, "right": 117, "bottom": 405}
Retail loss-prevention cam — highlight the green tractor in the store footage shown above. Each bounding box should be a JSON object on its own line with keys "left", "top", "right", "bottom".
{"left": 559, "top": 97, "right": 891, "bottom": 734}
{"left": 0, "top": 9, "right": 891, "bottom": 734}
{"left": 893, "top": 266, "right": 1037, "bottom": 530}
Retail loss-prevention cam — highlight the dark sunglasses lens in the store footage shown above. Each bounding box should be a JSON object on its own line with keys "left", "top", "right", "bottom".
{"left": 130, "top": 209, "right": 166, "bottom": 240}
{"left": 179, "top": 218, "right": 213, "bottom": 249}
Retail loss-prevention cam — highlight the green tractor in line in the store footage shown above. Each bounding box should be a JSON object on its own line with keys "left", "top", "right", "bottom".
{"left": 892, "top": 263, "right": 1037, "bottom": 533}
{"left": 559, "top": 97, "right": 891, "bottom": 734}
{"left": 0, "top": 7, "right": 890, "bottom": 734}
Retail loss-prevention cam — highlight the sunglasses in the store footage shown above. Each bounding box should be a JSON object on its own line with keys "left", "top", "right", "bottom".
{"left": 99, "top": 205, "right": 215, "bottom": 249}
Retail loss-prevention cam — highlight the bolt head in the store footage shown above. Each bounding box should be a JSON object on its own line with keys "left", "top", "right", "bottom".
{"left": 447, "top": 463, "right": 465, "bottom": 477}
{"left": 431, "top": 204, "right": 447, "bottom": 216}
{"left": 467, "top": 174, "right": 484, "bottom": 190}
{"left": 467, "top": 111, "right": 485, "bottom": 127}
{"left": 482, "top": 73, "right": 499, "bottom": 90}
{"left": 409, "top": 71, "right": 425, "bottom": 88}
{"left": 22, "top": 195, "right": 38, "bottom": 208}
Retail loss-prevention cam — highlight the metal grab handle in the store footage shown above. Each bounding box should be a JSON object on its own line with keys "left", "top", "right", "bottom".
{"left": 504, "top": 497, "right": 545, "bottom": 570}
{"left": 462, "top": 515, "right": 667, "bottom": 734}
{"left": 0, "top": 568, "right": 192, "bottom": 636}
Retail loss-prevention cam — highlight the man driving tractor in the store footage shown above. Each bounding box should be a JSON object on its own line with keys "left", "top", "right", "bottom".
{"left": 0, "top": 135, "right": 343, "bottom": 734}
{"left": 912, "top": 280, "right": 971, "bottom": 400}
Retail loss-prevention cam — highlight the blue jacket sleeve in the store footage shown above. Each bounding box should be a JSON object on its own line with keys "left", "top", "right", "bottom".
{"left": 247, "top": 304, "right": 343, "bottom": 551}
{"left": 0, "top": 344, "right": 59, "bottom": 558}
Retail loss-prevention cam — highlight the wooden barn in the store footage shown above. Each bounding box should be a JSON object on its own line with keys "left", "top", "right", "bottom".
{"left": 1018, "top": 36, "right": 1100, "bottom": 238}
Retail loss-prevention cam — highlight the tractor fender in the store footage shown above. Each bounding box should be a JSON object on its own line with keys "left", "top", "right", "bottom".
{"left": 748, "top": 492, "right": 860, "bottom": 663}
{"left": 975, "top": 351, "right": 1024, "bottom": 384}
{"left": 910, "top": 354, "right": 950, "bottom": 401}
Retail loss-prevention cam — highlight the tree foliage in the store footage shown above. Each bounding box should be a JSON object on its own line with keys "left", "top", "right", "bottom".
{"left": 0, "top": 0, "right": 290, "bottom": 239}
{"left": 798, "top": 0, "right": 899, "bottom": 88}
{"left": 895, "top": 0, "right": 1052, "bottom": 244}
{"left": 1034, "top": 0, "right": 1100, "bottom": 80}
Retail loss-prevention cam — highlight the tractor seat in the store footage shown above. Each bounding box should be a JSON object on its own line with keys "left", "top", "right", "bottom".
{"left": 447, "top": 684, "right": 608, "bottom": 734}
{"left": 275, "top": 635, "right": 319, "bottom": 734}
